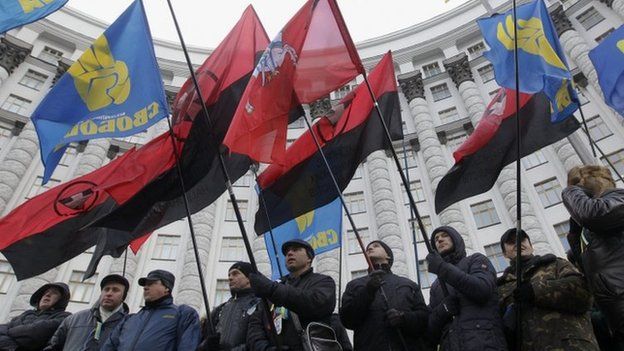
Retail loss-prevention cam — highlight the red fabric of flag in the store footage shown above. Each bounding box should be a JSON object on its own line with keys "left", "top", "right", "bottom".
{"left": 223, "top": 0, "right": 363, "bottom": 165}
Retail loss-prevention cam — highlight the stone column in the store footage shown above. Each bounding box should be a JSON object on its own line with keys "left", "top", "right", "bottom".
{"left": 176, "top": 204, "right": 217, "bottom": 311}
{"left": 443, "top": 54, "right": 552, "bottom": 254}
{"left": 398, "top": 71, "right": 474, "bottom": 252}
{"left": 599, "top": 0, "right": 624, "bottom": 19}
{"left": 0, "top": 122, "right": 38, "bottom": 215}
{"left": 0, "top": 37, "right": 30, "bottom": 87}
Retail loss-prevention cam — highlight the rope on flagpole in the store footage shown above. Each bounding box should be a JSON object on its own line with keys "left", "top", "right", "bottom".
{"left": 164, "top": 1, "right": 282, "bottom": 348}
{"left": 300, "top": 113, "right": 410, "bottom": 351}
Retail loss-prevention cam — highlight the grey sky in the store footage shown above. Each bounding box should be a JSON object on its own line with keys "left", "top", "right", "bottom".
{"left": 66, "top": 0, "right": 470, "bottom": 47}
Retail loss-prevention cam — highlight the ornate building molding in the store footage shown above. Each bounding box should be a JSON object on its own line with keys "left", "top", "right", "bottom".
{"left": 551, "top": 6, "right": 574, "bottom": 37}
{"left": 0, "top": 38, "right": 31, "bottom": 74}
{"left": 443, "top": 53, "right": 473, "bottom": 88}
{"left": 53, "top": 58, "right": 72, "bottom": 85}
{"left": 397, "top": 71, "right": 424, "bottom": 103}
{"left": 309, "top": 95, "right": 333, "bottom": 119}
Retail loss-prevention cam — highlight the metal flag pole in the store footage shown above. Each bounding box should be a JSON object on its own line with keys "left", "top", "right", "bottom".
{"left": 164, "top": 1, "right": 282, "bottom": 348}
{"left": 401, "top": 136, "right": 421, "bottom": 286}
{"left": 299, "top": 114, "right": 410, "bottom": 351}
{"left": 575, "top": 99, "right": 597, "bottom": 157}
{"left": 122, "top": 249, "right": 128, "bottom": 277}
{"left": 337, "top": 227, "right": 344, "bottom": 310}
{"left": 511, "top": 0, "right": 523, "bottom": 349}
{"left": 251, "top": 165, "right": 286, "bottom": 279}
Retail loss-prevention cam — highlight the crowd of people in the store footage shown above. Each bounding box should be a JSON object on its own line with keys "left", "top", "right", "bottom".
{"left": 0, "top": 164, "right": 621, "bottom": 350}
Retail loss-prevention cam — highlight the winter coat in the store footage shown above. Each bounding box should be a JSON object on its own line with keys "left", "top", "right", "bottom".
{"left": 497, "top": 254, "right": 599, "bottom": 350}
{"left": 340, "top": 266, "right": 430, "bottom": 351}
{"left": 0, "top": 283, "right": 71, "bottom": 351}
{"left": 562, "top": 186, "right": 624, "bottom": 338}
{"left": 330, "top": 314, "right": 352, "bottom": 351}
{"left": 101, "top": 295, "right": 200, "bottom": 351}
{"left": 246, "top": 268, "right": 335, "bottom": 351}
{"left": 427, "top": 226, "right": 506, "bottom": 351}
{"left": 201, "top": 288, "right": 259, "bottom": 351}
{"left": 44, "top": 302, "right": 129, "bottom": 351}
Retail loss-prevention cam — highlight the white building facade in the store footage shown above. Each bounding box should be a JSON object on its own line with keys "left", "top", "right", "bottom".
{"left": 0, "top": 0, "right": 622, "bottom": 320}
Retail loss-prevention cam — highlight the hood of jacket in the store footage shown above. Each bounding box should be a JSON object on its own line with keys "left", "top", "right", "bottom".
{"left": 30, "top": 282, "right": 71, "bottom": 311}
{"left": 430, "top": 226, "right": 466, "bottom": 264}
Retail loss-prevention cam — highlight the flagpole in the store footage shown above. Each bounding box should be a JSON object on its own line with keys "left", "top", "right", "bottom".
{"left": 402, "top": 137, "right": 421, "bottom": 286}
{"left": 575, "top": 100, "right": 597, "bottom": 157}
{"left": 122, "top": 249, "right": 128, "bottom": 277}
{"left": 300, "top": 115, "right": 410, "bottom": 351}
{"left": 511, "top": 0, "right": 523, "bottom": 349}
{"left": 164, "top": 1, "right": 282, "bottom": 349}
{"left": 338, "top": 229, "right": 344, "bottom": 310}
{"left": 251, "top": 165, "right": 285, "bottom": 279}
{"left": 163, "top": 115, "right": 214, "bottom": 334}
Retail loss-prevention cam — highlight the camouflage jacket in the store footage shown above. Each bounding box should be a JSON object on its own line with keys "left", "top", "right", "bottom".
{"left": 497, "top": 254, "right": 599, "bottom": 351}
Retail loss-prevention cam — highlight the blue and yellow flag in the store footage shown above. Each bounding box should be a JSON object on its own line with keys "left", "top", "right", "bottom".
{"left": 589, "top": 25, "right": 624, "bottom": 118}
{"left": 477, "top": 0, "right": 578, "bottom": 122}
{"left": 31, "top": 0, "right": 168, "bottom": 183}
{"left": 264, "top": 198, "right": 342, "bottom": 280}
{"left": 0, "top": 0, "right": 68, "bottom": 34}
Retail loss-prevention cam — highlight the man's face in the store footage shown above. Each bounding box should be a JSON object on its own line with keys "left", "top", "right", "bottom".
{"left": 228, "top": 269, "right": 250, "bottom": 290}
{"left": 285, "top": 246, "right": 311, "bottom": 273}
{"left": 100, "top": 283, "right": 125, "bottom": 311}
{"left": 503, "top": 237, "right": 534, "bottom": 259}
{"left": 39, "top": 288, "right": 62, "bottom": 311}
{"left": 366, "top": 242, "right": 389, "bottom": 264}
{"left": 143, "top": 280, "right": 169, "bottom": 302}
{"left": 435, "top": 232, "right": 454, "bottom": 255}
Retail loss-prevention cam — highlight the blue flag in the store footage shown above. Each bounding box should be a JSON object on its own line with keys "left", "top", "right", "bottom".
{"left": 477, "top": 0, "right": 578, "bottom": 122}
{"left": 31, "top": 0, "right": 169, "bottom": 183}
{"left": 264, "top": 198, "right": 342, "bottom": 280}
{"left": 0, "top": 0, "right": 68, "bottom": 34}
{"left": 589, "top": 25, "right": 624, "bottom": 118}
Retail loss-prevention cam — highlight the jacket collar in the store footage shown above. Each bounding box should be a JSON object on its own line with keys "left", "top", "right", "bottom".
{"left": 144, "top": 295, "right": 173, "bottom": 309}
{"left": 501, "top": 254, "right": 557, "bottom": 281}
{"left": 230, "top": 288, "right": 254, "bottom": 299}
{"left": 285, "top": 267, "right": 313, "bottom": 284}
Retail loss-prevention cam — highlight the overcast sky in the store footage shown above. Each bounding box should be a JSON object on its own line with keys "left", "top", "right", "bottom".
{"left": 65, "top": 0, "right": 470, "bottom": 47}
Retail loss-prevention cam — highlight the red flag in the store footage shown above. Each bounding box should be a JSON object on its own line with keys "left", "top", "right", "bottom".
{"left": 223, "top": 0, "right": 363, "bottom": 165}
{"left": 129, "top": 232, "right": 151, "bottom": 254}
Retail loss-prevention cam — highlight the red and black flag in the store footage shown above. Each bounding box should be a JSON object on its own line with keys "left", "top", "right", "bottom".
{"left": 434, "top": 88, "right": 580, "bottom": 214}
{"left": 90, "top": 6, "right": 269, "bottom": 248}
{"left": 254, "top": 51, "right": 401, "bottom": 234}
{"left": 0, "top": 134, "right": 176, "bottom": 280}
{"left": 223, "top": 0, "right": 363, "bottom": 165}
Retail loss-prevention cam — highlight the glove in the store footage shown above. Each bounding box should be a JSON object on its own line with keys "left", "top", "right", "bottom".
{"left": 249, "top": 272, "right": 277, "bottom": 298}
{"left": 386, "top": 308, "right": 405, "bottom": 327}
{"left": 513, "top": 282, "right": 535, "bottom": 303}
{"left": 426, "top": 252, "right": 445, "bottom": 275}
{"left": 441, "top": 295, "right": 459, "bottom": 318}
{"left": 197, "top": 334, "right": 221, "bottom": 351}
{"left": 366, "top": 270, "right": 385, "bottom": 294}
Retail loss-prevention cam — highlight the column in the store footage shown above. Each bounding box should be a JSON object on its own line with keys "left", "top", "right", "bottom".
{"left": 599, "top": 0, "right": 624, "bottom": 19}
{"left": 0, "top": 122, "right": 38, "bottom": 215}
{"left": 0, "top": 37, "right": 30, "bottom": 87}
{"left": 397, "top": 71, "right": 474, "bottom": 252}
{"left": 443, "top": 54, "right": 552, "bottom": 254}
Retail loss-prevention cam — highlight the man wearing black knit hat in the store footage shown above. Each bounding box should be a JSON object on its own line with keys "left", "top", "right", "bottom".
{"left": 198, "top": 262, "right": 259, "bottom": 351}
{"left": 340, "top": 240, "right": 430, "bottom": 351}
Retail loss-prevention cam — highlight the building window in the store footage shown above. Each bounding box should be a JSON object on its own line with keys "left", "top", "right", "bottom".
{"left": 576, "top": 7, "right": 604, "bottom": 30}
{"left": 69, "top": 271, "right": 97, "bottom": 303}
{"left": 220, "top": 237, "right": 244, "bottom": 262}
{"left": 214, "top": 279, "right": 230, "bottom": 306}
{"left": 586, "top": 115, "right": 612, "bottom": 141}
{"left": 601, "top": 149, "right": 624, "bottom": 182}
{"left": 438, "top": 107, "right": 459, "bottom": 123}
{"left": 446, "top": 130, "right": 468, "bottom": 151}
{"left": 289, "top": 117, "right": 306, "bottom": 129}
{"left": 484, "top": 243, "right": 509, "bottom": 273}
{"left": 347, "top": 227, "right": 369, "bottom": 255}
{"left": 595, "top": 28, "right": 615, "bottom": 43}
{"left": 0, "top": 126, "right": 11, "bottom": 152}
{"left": 58, "top": 145, "right": 78, "bottom": 168}
{"left": 234, "top": 173, "right": 253, "bottom": 187}
{"left": 408, "top": 215, "right": 431, "bottom": 242}
{"left": 535, "top": 178, "right": 563, "bottom": 208}
{"left": 467, "top": 41, "right": 486, "bottom": 58}
{"left": 153, "top": 234, "right": 180, "bottom": 261}
{"left": 334, "top": 85, "right": 353, "bottom": 100}
{"left": 398, "top": 150, "right": 418, "bottom": 169}
{"left": 353, "top": 166, "right": 363, "bottom": 179}
{"left": 418, "top": 260, "right": 436, "bottom": 288}
{"left": 430, "top": 83, "right": 451, "bottom": 101}
{"left": 471, "top": 200, "right": 501, "bottom": 229}
{"left": 19, "top": 70, "right": 48, "bottom": 91}
{"left": 345, "top": 192, "right": 366, "bottom": 214}
{"left": 25, "top": 177, "right": 60, "bottom": 200}
{"left": 522, "top": 150, "right": 548, "bottom": 170}
{"left": 351, "top": 269, "right": 367, "bottom": 280}
{"left": 225, "top": 200, "right": 248, "bottom": 221}
{"left": 0, "top": 259, "right": 15, "bottom": 294}
{"left": 478, "top": 64, "right": 495, "bottom": 82}
{"left": 39, "top": 46, "right": 64, "bottom": 65}
{"left": 422, "top": 62, "right": 441, "bottom": 78}
{"left": 2, "top": 94, "right": 31, "bottom": 115}
{"left": 554, "top": 222, "right": 570, "bottom": 251}
{"left": 489, "top": 89, "right": 499, "bottom": 97}
{"left": 403, "top": 180, "right": 425, "bottom": 203}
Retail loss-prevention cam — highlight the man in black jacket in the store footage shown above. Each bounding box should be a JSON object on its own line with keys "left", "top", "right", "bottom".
{"left": 340, "top": 240, "right": 430, "bottom": 351}
{"left": 0, "top": 282, "right": 71, "bottom": 350}
{"left": 563, "top": 165, "right": 624, "bottom": 344}
{"left": 246, "top": 239, "right": 335, "bottom": 351}
{"left": 426, "top": 226, "right": 506, "bottom": 351}
{"left": 199, "top": 262, "right": 259, "bottom": 351}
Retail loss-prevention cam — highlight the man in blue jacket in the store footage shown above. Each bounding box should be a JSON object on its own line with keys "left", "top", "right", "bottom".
{"left": 102, "top": 269, "right": 200, "bottom": 351}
